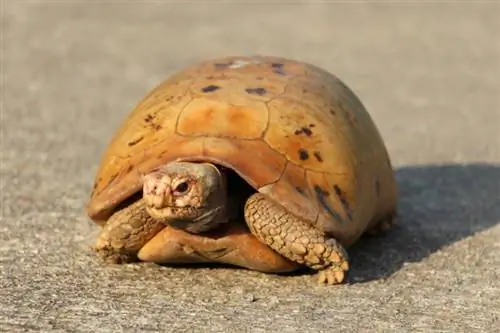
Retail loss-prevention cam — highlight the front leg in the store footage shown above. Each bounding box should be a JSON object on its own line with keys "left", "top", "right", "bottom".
{"left": 93, "top": 197, "right": 299, "bottom": 273}
{"left": 93, "top": 199, "right": 164, "bottom": 264}
{"left": 244, "top": 193, "right": 350, "bottom": 285}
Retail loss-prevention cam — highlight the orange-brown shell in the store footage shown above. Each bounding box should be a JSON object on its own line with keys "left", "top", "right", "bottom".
{"left": 87, "top": 55, "right": 397, "bottom": 246}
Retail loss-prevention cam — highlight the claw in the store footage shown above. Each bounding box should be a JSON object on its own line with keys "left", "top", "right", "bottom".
{"left": 317, "top": 266, "right": 346, "bottom": 285}
{"left": 328, "top": 251, "right": 341, "bottom": 263}
{"left": 333, "top": 269, "right": 344, "bottom": 283}
{"left": 317, "top": 270, "right": 327, "bottom": 284}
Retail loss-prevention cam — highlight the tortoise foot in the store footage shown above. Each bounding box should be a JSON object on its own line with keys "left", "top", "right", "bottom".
{"left": 244, "top": 193, "right": 350, "bottom": 285}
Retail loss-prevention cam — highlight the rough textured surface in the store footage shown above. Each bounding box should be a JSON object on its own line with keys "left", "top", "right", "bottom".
{"left": 245, "top": 193, "right": 349, "bottom": 285}
{"left": 1, "top": 1, "right": 499, "bottom": 332}
{"left": 93, "top": 199, "right": 164, "bottom": 264}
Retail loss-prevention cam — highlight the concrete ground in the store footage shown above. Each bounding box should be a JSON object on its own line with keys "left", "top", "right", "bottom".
{"left": 1, "top": 1, "right": 499, "bottom": 332}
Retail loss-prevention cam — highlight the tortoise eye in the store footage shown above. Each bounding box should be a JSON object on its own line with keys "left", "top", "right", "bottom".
{"left": 174, "top": 181, "right": 190, "bottom": 194}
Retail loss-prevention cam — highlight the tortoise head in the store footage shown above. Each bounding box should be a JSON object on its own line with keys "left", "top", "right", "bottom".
{"left": 142, "top": 161, "right": 228, "bottom": 233}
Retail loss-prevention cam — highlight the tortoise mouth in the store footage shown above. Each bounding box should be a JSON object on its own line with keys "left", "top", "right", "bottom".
{"left": 167, "top": 215, "right": 228, "bottom": 234}
{"left": 146, "top": 204, "right": 201, "bottom": 220}
{"left": 144, "top": 197, "right": 230, "bottom": 234}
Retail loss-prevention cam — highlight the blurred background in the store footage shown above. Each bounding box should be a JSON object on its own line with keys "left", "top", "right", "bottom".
{"left": 1, "top": 1, "right": 499, "bottom": 332}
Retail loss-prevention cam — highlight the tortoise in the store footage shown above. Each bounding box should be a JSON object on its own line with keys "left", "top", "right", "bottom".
{"left": 86, "top": 55, "right": 398, "bottom": 285}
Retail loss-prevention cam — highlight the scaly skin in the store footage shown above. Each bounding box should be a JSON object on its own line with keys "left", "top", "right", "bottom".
{"left": 93, "top": 199, "right": 164, "bottom": 264}
{"left": 244, "top": 193, "right": 350, "bottom": 285}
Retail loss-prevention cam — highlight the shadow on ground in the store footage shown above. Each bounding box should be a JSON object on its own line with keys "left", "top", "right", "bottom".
{"left": 347, "top": 162, "right": 500, "bottom": 283}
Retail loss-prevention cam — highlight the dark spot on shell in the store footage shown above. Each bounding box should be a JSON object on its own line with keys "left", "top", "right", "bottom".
{"left": 126, "top": 165, "right": 134, "bottom": 173}
{"left": 294, "top": 127, "right": 313, "bottom": 137}
{"left": 104, "top": 173, "right": 119, "bottom": 191}
{"left": 165, "top": 96, "right": 173, "bottom": 102}
{"left": 375, "top": 180, "right": 381, "bottom": 197}
{"left": 144, "top": 114, "right": 162, "bottom": 131}
{"left": 314, "top": 186, "right": 328, "bottom": 195}
{"left": 333, "top": 185, "right": 353, "bottom": 221}
{"left": 201, "top": 85, "right": 221, "bottom": 93}
{"left": 295, "top": 186, "right": 305, "bottom": 196}
{"left": 309, "top": 124, "right": 315, "bottom": 128}
{"left": 330, "top": 108, "right": 336, "bottom": 115}
{"left": 92, "top": 177, "right": 103, "bottom": 195}
{"left": 314, "top": 185, "right": 345, "bottom": 224}
{"left": 127, "top": 136, "right": 144, "bottom": 146}
{"left": 245, "top": 87, "right": 267, "bottom": 96}
{"left": 313, "top": 151, "right": 323, "bottom": 162}
{"left": 91, "top": 182, "right": 98, "bottom": 196}
{"left": 271, "top": 63, "right": 287, "bottom": 75}
{"left": 333, "top": 185, "right": 343, "bottom": 197}
{"left": 158, "top": 150, "right": 168, "bottom": 158}
{"left": 298, "top": 148, "right": 309, "bottom": 161}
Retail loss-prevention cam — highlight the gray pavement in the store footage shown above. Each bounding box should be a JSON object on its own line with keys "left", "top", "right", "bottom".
{"left": 1, "top": 1, "right": 499, "bottom": 332}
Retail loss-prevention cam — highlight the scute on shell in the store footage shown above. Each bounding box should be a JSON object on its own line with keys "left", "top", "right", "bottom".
{"left": 87, "top": 55, "right": 397, "bottom": 246}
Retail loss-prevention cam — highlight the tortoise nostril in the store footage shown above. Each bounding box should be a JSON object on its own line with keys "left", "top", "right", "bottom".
{"left": 144, "top": 181, "right": 159, "bottom": 195}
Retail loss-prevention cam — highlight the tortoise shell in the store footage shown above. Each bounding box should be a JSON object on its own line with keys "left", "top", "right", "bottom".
{"left": 87, "top": 55, "right": 397, "bottom": 246}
